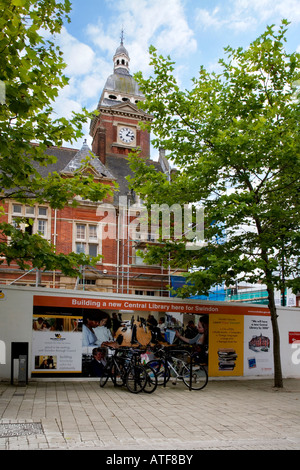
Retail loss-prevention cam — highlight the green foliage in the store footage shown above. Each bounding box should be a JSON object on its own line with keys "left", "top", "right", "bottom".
{"left": 0, "top": 222, "right": 101, "bottom": 275}
{"left": 131, "top": 20, "right": 300, "bottom": 297}
{"left": 0, "top": 0, "right": 112, "bottom": 275}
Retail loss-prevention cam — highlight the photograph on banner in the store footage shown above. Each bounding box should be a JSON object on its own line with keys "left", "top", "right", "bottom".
{"left": 208, "top": 314, "right": 244, "bottom": 377}
{"left": 31, "top": 314, "right": 82, "bottom": 375}
{"left": 243, "top": 316, "right": 273, "bottom": 376}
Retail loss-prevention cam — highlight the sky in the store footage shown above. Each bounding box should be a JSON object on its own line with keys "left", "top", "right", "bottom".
{"left": 51, "top": 0, "right": 300, "bottom": 156}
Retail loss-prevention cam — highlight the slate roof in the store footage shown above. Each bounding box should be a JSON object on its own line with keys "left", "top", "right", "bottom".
{"left": 35, "top": 146, "right": 77, "bottom": 177}
{"left": 105, "top": 153, "right": 163, "bottom": 204}
{"left": 34, "top": 141, "right": 163, "bottom": 205}
{"left": 61, "top": 140, "right": 114, "bottom": 179}
{"left": 114, "top": 43, "right": 129, "bottom": 59}
{"left": 35, "top": 141, "right": 113, "bottom": 180}
{"left": 102, "top": 71, "right": 143, "bottom": 105}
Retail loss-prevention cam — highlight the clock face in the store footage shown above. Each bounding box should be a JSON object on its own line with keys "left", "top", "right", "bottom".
{"left": 119, "top": 127, "right": 135, "bottom": 144}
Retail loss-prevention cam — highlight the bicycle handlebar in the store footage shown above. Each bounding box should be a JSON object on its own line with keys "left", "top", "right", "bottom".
{"left": 104, "top": 345, "right": 145, "bottom": 355}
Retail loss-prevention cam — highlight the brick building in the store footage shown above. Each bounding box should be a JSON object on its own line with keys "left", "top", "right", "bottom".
{"left": 249, "top": 334, "right": 270, "bottom": 350}
{"left": 0, "top": 40, "right": 182, "bottom": 295}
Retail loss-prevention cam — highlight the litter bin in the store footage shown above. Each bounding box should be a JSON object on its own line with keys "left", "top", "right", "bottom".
{"left": 11, "top": 342, "right": 28, "bottom": 385}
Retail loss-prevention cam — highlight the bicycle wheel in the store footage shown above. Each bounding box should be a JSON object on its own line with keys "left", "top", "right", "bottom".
{"left": 147, "top": 360, "right": 170, "bottom": 386}
{"left": 182, "top": 363, "right": 208, "bottom": 390}
{"left": 112, "top": 360, "right": 125, "bottom": 387}
{"left": 142, "top": 364, "right": 158, "bottom": 394}
{"left": 125, "top": 365, "right": 147, "bottom": 393}
{"left": 99, "top": 371, "right": 109, "bottom": 387}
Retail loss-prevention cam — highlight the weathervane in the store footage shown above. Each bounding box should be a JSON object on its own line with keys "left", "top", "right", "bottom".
{"left": 120, "top": 27, "right": 125, "bottom": 45}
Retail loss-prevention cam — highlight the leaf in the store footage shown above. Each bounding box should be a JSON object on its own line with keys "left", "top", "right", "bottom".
{"left": 11, "top": 0, "right": 26, "bottom": 5}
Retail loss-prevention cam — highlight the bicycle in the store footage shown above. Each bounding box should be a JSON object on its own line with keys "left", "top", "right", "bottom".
{"left": 138, "top": 357, "right": 158, "bottom": 394}
{"left": 122, "top": 347, "right": 158, "bottom": 394}
{"left": 100, "top": 347, "right": 155, "bottom": 393}
{"left": 147, "top": 346, "right": 208, "bottom": 390}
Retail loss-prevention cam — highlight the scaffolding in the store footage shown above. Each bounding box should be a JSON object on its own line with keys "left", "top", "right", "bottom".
{"left": 115, "top": 196, "right": 177, "bottom": 297}
{"left": 0, "top": 197, "right": 186, "bottom": 296}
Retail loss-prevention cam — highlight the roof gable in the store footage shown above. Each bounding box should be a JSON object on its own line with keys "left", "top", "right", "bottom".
{"left": 62, "top": 140, "right": 115, "bottom": 180}
{"left": 98, "top": 100, "right": 152, "bottom": 120}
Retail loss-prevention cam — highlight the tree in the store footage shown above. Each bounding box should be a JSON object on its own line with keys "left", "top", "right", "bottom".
{"left": 128, "top": 20, "right": 300, "bottom": 388}
{"left": 0, "top": 0, "right": 113, "bottom": 275}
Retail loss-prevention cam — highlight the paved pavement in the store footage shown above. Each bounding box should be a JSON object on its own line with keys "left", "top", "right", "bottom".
{"left": 0, "top": 377, "right": 300, "bottom": 451}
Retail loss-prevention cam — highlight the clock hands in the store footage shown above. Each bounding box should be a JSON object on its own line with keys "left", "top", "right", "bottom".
{"left": 119, "top": 127, "right": 134, "bottom": 143}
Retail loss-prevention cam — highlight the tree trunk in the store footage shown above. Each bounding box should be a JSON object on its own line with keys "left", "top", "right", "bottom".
{"left": 258, "top": 231, "right": 284, "bottom": 389}
{"left": 267, "top": 285, "right": 283, "bottom": 388}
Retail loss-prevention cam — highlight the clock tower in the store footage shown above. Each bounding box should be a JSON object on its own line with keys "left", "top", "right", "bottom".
{"left": 90, "top": 37, "right": 152, "bottom": 163}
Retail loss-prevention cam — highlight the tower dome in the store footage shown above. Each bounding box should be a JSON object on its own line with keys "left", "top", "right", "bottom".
{"left": 113, "top": 31, "right": 130, "bottom": 75}
{"left": 89, "top": 33, "right": 152, "bottom": 162}
{"left": 98, "top": 36, "right": 144, "bottom": 108}
{"left": 113, "top": 42, "right": 130, "bottom": 74}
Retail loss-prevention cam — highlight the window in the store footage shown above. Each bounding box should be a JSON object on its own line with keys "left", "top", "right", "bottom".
{"left": 135, "top": 254, "right": 145, "bottom": 265}
{"left": 25, "top": 206, "right": 34, "bottom": 216}
{"left": 75, "top": 223, "right": 100, "bottom": 259}
{"left": 24, "top": 220, "right": 33, "bottom": 235}
{"left": 76, "top": 224, "right": 86, "bottom": 240}
{"left": 133, "top": 247, "right": 160, "bottom": 267}
{"left": 37, "top": 207, "right": 47, "bottom": 236}
{"left": 88, "top": 244, "right": 97, "bottom": 257}
{"left": 76, "top": 242, "right": 85, "bottom": 254}
{"left": 78, "top": 279, "right": 96, "bottom": 285}
{"left": 12, "top": 204, "right": 22, "bottom": 214}
{"left": 134, "top": 247, "right": 148, "bottom": 265}
{"left": 10, "top": 203, "right": 49, "bottom": 239}
{"left": 12, "top": 218, "right": 21, "bottom": 230}
{"left": 134, "top": 290, "right": 155, "bottom": 296}
{"left": 37, "top": 220, "right": 47, "bottom": 236}
{"left": 89, "top": 225, "right": 97, "bottom": 240}
{"left": 38, "top": 207, "right": 47, "bottom": 217}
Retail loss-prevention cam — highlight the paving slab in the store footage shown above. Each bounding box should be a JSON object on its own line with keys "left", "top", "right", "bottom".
{"left": 0, "top": 378, "right": 299, "bottom": 451}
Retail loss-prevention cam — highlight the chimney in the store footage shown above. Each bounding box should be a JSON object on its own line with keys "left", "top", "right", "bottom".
{"left": 92, "top": 126, "right": 106, "bottom": 165}
{"left": 158, "top": 147, "right": 169, "bottom": 174}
